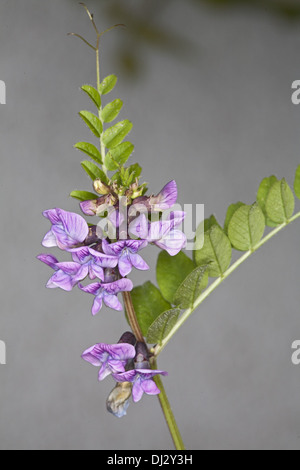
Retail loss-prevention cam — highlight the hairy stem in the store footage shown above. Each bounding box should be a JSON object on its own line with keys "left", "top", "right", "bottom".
{"left": 154, "top": 211, "right": 300, "bottom": 356}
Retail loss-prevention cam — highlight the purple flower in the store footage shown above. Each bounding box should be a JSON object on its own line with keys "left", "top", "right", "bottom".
{"left": 149, "top": 180, "right": 178, "bottom": 212}
{"left": 69, "top": 246, "right": 118, "bottom": 281}
{"left": 81, "top": 342, "right": 136, "bottom": 380}
{"left": 37, "top": 253, "right": 88, "bottom": 291}
{"left": 130, "top": 211, "right": 186, "bottom": 256}
{"left": 79, "top": 278, "right": 133, "bottom": 314}
{"left": 113, "top": 369, "right": 168, "bottom": 402}
{"left": 42, "top": 208, "right": 89, "bottom": 250}
{"left": 102, "top": 239, "right": 149, "bottom": 277}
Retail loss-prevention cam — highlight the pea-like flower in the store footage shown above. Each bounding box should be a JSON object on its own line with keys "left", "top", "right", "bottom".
{"left": 37, "top": 254, "right": 88, "bottom": 291}
{"left": 81, "top": 342, "right": 136, "bottom": 380}
{"left": 113, "top": 369, "right": 168, "bottom": 402}
{"left": 79, "top": 278, "right": 133, "bottom": 314}
{"left": 42, "top": 208, "right": 89, "bottom": 250}
{"left": 70, "top": 246, "right": 119, "bottom": 281}
{"left": 102, "top": 239, "right": 149, "bottom": 277}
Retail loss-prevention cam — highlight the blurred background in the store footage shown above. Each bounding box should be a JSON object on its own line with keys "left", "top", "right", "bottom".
{"left": 0, "top": 0, "right": 300, "bottom": 450}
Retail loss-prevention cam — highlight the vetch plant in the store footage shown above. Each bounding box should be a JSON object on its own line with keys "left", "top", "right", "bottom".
{"left": 38, "top": 4, "right": 300, "bottom": 450}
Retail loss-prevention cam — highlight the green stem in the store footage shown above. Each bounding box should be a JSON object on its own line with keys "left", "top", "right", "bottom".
{"left": 150, "top": 358, "right": 185, "bottom": 450}
{"left": 154, "top": 211, "right": 300, "bottom": 356}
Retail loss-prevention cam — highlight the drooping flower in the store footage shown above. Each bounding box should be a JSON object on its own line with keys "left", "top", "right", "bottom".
{"left": 113, "top": 369, "right": 168, "bottom": 402}
{"left": 42, "top": 208, "right": 89, "bottom": 250}
{"left": 102, "top": 239, "right": 149, "bottom": 277}
{"left": 106, "top": 381, "right": 133, "bottom": 418}
{"left": 37, "top": 253, "right": 88, "bottom": 291}
{"left": 78, "top": 278, "right": 133, "bottom": 314}
{"left": 81, "top": 341, "right": 136, "bottom": 380}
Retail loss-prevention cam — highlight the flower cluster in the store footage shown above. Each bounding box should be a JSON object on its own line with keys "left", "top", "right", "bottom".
{"left": 81, "top": 332, "right": 167, "bottom": 417}
{"left": 38, "top": 180, "right": 186, "bottom": 315}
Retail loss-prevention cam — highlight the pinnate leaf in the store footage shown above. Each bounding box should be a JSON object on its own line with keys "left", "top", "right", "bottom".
{"left": 173, "top": 265, "right": 209, "bottom": 309}
{"left": 70, "top": 190, "right": 98, "bottom": 202}
{"left": 104, "top": 142, "right": 134, "bottom": 171}
{"left": 99, "top": 74, "right": 117, "bottom": 95}
{"left": 227, "top": 203, "right": 265, "bottom": 251}
{"left": 156, "top": 251, "right": 195, "bottom": 304}
{"left": 81, "top": 85, "right": 101, "bottom": 109}
{"left": 265, "top": 178, "right": 295, "bottom": 224}
{"left": 101, "top": 99, "right": 123, "bottom": 123}
{"left": 102, "top": 120, "right": 133, "bottom": 149}
{"left": 194, "top": 224, "right": 231, "bottom": 277}
{"left": 257, "top": 175, "right": 279, "bottom": 227}
{"left": 81, "top": 160, "right": 108, "bottom": 183}
{"left": 79, "top": 111, "right": 103, "bottom": 138}
{"left": 74, "top": 141, "right": 102, "bottom": 164}
{"left": 147, "top": 308, "right": 181, "bottom": 345}
{"left": 131, "top": 282, "right": 171, "bottom": 337}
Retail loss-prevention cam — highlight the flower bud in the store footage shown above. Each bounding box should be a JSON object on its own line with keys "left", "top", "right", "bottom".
{"left": 134, "top": 341, "right": 150, "bottom": 369}
{"left": 93, "top": 179, "right": 111, "bottom": 195}
{"left": 118, "top": 331, "right": 136, "bottom": 346}
{"left": 106, "top": 381, "right": 132, "bottom": 418}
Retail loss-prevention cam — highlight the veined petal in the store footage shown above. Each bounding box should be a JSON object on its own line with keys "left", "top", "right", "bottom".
{"left": 78, "top": 282, "right": 102, "bottom": 295}
{"left": 57, "top": 209, "right": 89, "bottom": 244}
{"left": 70, "top": 246, "right": 91, "bottom": 263}
{"left": 128, "top": 214, "right": 149, "bottom": 240}
{"left": 92, "top": 295, "right": 103, "bottom": 315}
{"left": 80, "top": 199, "right": 98, "bottom": 216}
{"left": 141, "top": 379, "right": 160, "bottom": 395}
{"left": 42, "top": 230, "right": 57, "bottom": 248}
{"left": 132, "top": 379, "right": 144, "bottom": 402}
{"left": 37, "top": 253, "right": 59, "bottom": 269}
{"left": 150, "top": 180, "right": 178, "bottom": 211}
{"left": 89, "top": 247, "right": 119, "bottom": 267}
{"left": 89, "top": 263, "right": 104, "bottom": 281}
{"left": 103, "top": 293, "right": 123, "bottom": 311}
{"left": 43, "top": 208, "right": 61, "bottom": 225}
{"left": 102, "top": 239, "right": 125, "bottom": 256}
{"left": 55, "top": 261, "right": 83, "bottom": 275}
{"left": 155, "top": 229, "right": 186, "bottom": 256}
{"left": 113, "top": 369, "right": 137, "bottom": 383}
{"left": 118, "top": 254, "right": 132, "bottom": 277}
{"left": 103, "top": 278, "right": 133, "bottom": 295}
{"left": 129, "top": 253, "right": 149, "bottom": 271}
{"left": 81, "top": 345, "right": 104, "bottom": 366}
{"left": 46, "top": 270, "right": 74, "bottom": 291}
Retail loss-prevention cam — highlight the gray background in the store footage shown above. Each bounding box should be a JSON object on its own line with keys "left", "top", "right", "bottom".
{"left": 0, "top": 0, "right": 300, "bottom": 450}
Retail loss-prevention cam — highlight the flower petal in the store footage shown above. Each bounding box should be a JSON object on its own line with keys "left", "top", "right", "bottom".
{"left": 92, "top": 295, "right": 103, "bottom": 315}
{"left": 46, "top": 270, "right": 74, "bottom": 291}
{"left": 78, "top": 282, "right": 101, "bottom": 295}
{"left": 129, "top": 253, "right": 149, "bottom": 271}
{"left": 57, "top": 209, "right": 89, "bottom": 244}
{"left": 132, "top": 379, "right": 144, "bottom": 402}
{"left": 155, "top": 229, "right": 186, "bottom": 256}
{"left": 103, "top": 293, "right": 123, "bottom": 311}
{"left": 37, "top": 253, "right": 59, "bottom": 269}
{"left": 150, "top": 180, "right": 178, "bottom": 211}
{"left": 128, "top": 214, "right": 149, "bottom": 240}
{"left": 42, "top": 230, "right": 57, "bottom": 248}
{"left": 141, "top": 379, "right": 161, "bottom": 396}
{"left": 118, "top": 254, "right": 132, "bottom": 277}
{"left": 103, "top": 278, "right": 133, "bottom": 295}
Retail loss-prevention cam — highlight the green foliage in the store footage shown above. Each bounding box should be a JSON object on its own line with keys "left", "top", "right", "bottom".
{"left": 70, "top": 190, "right": 98, "bottom": 201}
{"left": 227, "top": 203, "right": 265, "bottom": 251}
{"left": 74, "top": 141, "right": 102, "bottom": 164}
{"left": 265, "top": 178, "right": 295, "bottom": 224}
{"left": 102, "top": 120, "right": 133, "bottom": 149}
{"left": 156, "top": 251, "right": 195, "bottom": 304}
{"left": 81, "top": 85, "right": 101, "bottom": 109}
{"left": 147, "top": 308, "right": 181, "bottom": 345}
{"left": 173, "top": 266, "right": 208, "bottom": 309}
{"left": 79, "top": 110, "right": 103, "bottom": 138}
{"left": 131, "top": 282, "right": 171, "bottom": 336}
{"left": 101, "top": 99, "right": 123, "bottom": 123}
{"left": 224, "top": 202, "right": 244, "bottom": 234}
{"left": 104, "top": 142, "right": 134, "bottom": 171}
{"left": 294, "top": 165, "right": 300, "bottom": 200}
{"left": 194, "top": 224, "right": 232, "bottom": 277}
{"left": 81, "top": 160, "right": 108, "bottom": 183}
{"left": 99, "top": 74, "right": 118, "bottom": 95}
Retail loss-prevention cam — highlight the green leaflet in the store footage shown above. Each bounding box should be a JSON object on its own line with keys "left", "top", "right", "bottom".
{"left": 224, "top": 202, "right": 245, "bottom": 234}
{"left": 173, "top": 265, "right": 209, "bottom": 309}
{"left": 194, "top": 224, "right": 232, "bottom": 277}
{"left": 156, "top": 251, "right": 195, "bottom": 304}
{"left": 147, "top": 308, "right": 181, "bottom": 345}
{"left": 294, "top": 164, "right": 300, "bottom": 200}
{"left": 74, "top": 141, "right": 102, "bottom": 164}
{"left": 257, "top": 175, "right": 279, "bottom": 227}
{"left": 128, "top": 163, "right": 142, "bottom": 180}
{"left": 265, "top": 178, "right": 295, "bottom": 224}
{"left": 131, "top": 281, "right": 171, "bottom": 337}
{"left": 81, "top": 85, "right": 101, "bottom": 109}
{"left": 104, "top": 142, "right": 134, "bottom": 171}
{"left": 81, "top": 160, "right": 108, "bottom": 183}
{"left": 70, "top": 190, "right": 98, "bottom": 201}
{"left": 194, "top": 215, "right": 220, "bottom": 251}
{"left": 227, "top": 203, "right": 265, "bottom": 251}
{"left": 102, "top": 120, "right": 133, "bottom": 149}
{"left": 99, "top": 74, "right": 118, "bottom": 95}
{"left": 101, "top": 99, "right": 123, "bottom": 123}
{"left": 79, "top": 111, "right": 103, "bottom": 138}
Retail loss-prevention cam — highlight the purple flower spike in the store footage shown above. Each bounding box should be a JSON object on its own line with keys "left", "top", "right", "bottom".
{"left": 102, "top": 239, "right": 149, "bottom": 277}
{"left": 42, "top": 208, "right": 89, "bottom": 250}
{"left": 113, "top": 369, "right": 168, "bottom": 402}
{"left": 79, "top": 278, "right": 133, "bottom": 315}
{"left": 149, "top": 180, "right": 178, "bottom": 212}
{"left": 82, "top": 342, "right": 136, "bottom": 380}
{"left": 37, "top": 254, "right": 88, "bottom": 291}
